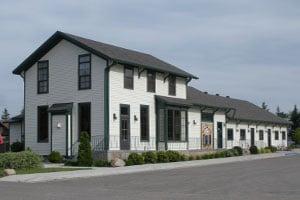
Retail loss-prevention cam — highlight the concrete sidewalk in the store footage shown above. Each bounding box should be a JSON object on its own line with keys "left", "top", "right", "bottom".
{"left": 0, "top": 151, "right": 294, "bottom": 183}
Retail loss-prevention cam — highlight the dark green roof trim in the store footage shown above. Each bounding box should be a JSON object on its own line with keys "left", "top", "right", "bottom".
{"left": 48, "top": 103, "right": 73, "bottom": 114}
{"left": 13, "top": 31, "right": 197, "bottom": 79}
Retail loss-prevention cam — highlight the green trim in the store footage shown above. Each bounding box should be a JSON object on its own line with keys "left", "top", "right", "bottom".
{"left": 104, "top": 66, "right": 110, "bottom": 150}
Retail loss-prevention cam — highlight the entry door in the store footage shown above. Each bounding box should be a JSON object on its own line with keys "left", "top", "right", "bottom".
{"left": 120, "top": 105, "right": 130, "bottom": 150}
{"left": 251, "top": 128, "right": 255, "bottom": 146}
{"left": 52, "top": 115, "right": 67, "bottom": 156}
{"left": 217, "top": 122, "right": 223, "bottom": 149}
{"left": 268, "top": 129, "right": 272, "bottom": 147}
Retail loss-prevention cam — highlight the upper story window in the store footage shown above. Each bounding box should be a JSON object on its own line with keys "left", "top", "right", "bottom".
{"left": 240, "top": 129, "right": 246, "bottom": 140}
{"left": 147, "top": 70, "right": 156, "bottom": 93}
{"left": 124, "top": 66, "right": 134, "bottom": 89}
{"left": 168, "top": 75, "right": 176, "bottom": 96}
{"left": 37, "top": 61, "right": 49, "bottom": 94}
{"left": 78, "top": 54, "right": 91, "bottom": 90}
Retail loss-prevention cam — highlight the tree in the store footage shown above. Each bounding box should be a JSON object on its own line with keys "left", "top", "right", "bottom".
{"left": 77, "top": 132, "right": 93, "bottom": 166}
{"left": 261, "top": 102, "right": 268, "bottom": 111}
{"left": 276, "top": 106, "right": 288, "bottom": 119}
{"left": 294, "top": 128, "right": 300, "bottom": 145}
{"left": 290, "top": 105, "right": 300, "bottom": 131}
{"left": 1, "top": 108, "right": 10, "bottom": 122}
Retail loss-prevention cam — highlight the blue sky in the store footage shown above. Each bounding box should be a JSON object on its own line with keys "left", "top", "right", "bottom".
{"left": 0, "top": 0, "right": 299, "bottom": 116}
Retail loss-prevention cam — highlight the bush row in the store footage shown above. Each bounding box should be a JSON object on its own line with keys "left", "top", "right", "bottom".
{"left": 0, "top": 150, "right": 42, "bottom": 169}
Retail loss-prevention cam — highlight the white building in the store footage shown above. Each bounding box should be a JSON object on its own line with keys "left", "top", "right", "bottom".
{"left": 12, "top": 31, "right": 291, "bottom": 159}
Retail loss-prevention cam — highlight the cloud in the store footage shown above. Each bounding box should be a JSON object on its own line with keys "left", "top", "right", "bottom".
{"left": 0, "top": 0, "right": 299, "bottom": 115}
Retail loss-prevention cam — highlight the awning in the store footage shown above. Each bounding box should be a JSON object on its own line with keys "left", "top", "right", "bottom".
{"left": 48, "top": 103, "right": 73, "bottom": 114}
{"left": 155, "top": 95, "right": 193, "bottom": 108}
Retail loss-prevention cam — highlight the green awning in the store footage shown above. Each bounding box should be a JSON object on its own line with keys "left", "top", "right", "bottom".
{"left": 48, "top": 103, "right": 73, "bottom": 114}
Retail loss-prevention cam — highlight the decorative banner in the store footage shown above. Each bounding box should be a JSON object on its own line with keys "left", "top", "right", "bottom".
{"left": 201, "top": 122, "right": 213, "bottom": 149}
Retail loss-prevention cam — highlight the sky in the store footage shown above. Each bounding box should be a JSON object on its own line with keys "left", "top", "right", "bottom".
{"left": 0, "top": 0, "right": 299, "bottom": 116}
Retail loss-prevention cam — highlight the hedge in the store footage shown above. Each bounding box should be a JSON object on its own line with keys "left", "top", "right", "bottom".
{"left": 48, "top": 151, "right": 63, "bottom": 163}
{"left": 0, "top": 150, "right": 42, "bottom": 169}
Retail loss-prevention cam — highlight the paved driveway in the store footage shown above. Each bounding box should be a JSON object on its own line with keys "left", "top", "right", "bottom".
{"left": 0, "top": 155, "right": 299, "bottom": 200}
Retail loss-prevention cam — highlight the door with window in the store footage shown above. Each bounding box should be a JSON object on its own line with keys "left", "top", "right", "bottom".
{"left": 120, "top": 105, "right": 130, "bottom": 150}
{"left": 217, "top": 122, "right": 223, "bottom": 149}
{"left": 251, "top": 128, "right": 255, "bottom": 146}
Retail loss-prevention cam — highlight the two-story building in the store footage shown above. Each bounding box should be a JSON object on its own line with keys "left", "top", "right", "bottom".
{"left": 12, "top": 31, "right": 291, "bottom": 159}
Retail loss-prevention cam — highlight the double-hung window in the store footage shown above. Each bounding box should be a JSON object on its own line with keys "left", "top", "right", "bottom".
{"left": 227, "top": 129, "right": 234, "bottom": 140}
{"left": 124, "top": 66, "right": 134, "bottom": 89}
{"left": 240, "top": 129, "right": 246, "bottom": 140}
{"left": 78, "top": 54, "right": 91, "bottom": 90}
{"left": 140, "top": 105, "right": 149, "bottom": 141}
{"left": 147, "top": 70, "right": 156, "bottom": 92}
{"left": 259, "top": 130, "right": 264, "bottom": 140}
{"left": 167, "top": 110, "right": 186, "bottom": 141}
{"left": 282, "top": 131, "right": 286, "bottom": 140}
{"left": 37, "top": 61, "right": 49, "bottom": 94}
{"left": 275, "top": 131, "right": 279, "bottom": 140}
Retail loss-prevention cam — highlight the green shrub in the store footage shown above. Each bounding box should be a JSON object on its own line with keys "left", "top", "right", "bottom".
{"left": 265, "top": 146, "right": 277, "bottom": 153}
{"left": 249, "top": 146, "right": 258, "bottom": 154}
{"left": 201, "top": 153, "right": 214, "bottom": 159}
{"left": 224, "top": 149, "right": 235, "bottom": 157}
{"left": 0, "top": 150, "right": 42, "bottom": 169}
{"left": 127, "top": 153, "right": 144, "bottom": 165}
{"left": 78, "top": 132, "right": 93, "bottom": 166}
{"left": 179, "top": 154, "right": 188, "bottom": 161}
{"left": 64, "top": 160, "right": 78, "bottom": 166}
{"left": 142, "top": 151, "right": 157, "bottom": 164}
{"left": 195, "top": 155, "right": 201, "bottom": 160}
{"left": 10, "top": 141, "right": 24, "bottom": 152}
{"left": 166, "top": 151, "right": 181, "bottom": 162}
{"left": 157, "top": 151, "right": 169, "bottom": 163}
{"left": 258, "top": 148, "right": 265, "bottom": 154}
{"left": 233, "top": 146, "right": 243, "bottom": 156}
{"left": 264, "top": 148, "right": 271, "bottom": 153}
{"left": 188, "top": 155, "right": 195, "bottom": 160}
{"left": 214, "top": 151, "right": 226, "bottom": 158}
{"left": 94, "top": 160, "right": 110, "bottom": 167}
{"left": 48, "top": 151, "right": 63, "bottom": 163}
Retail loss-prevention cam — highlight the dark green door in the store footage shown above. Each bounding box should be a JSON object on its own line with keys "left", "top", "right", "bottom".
{"left": 251, "top": 128, "right": 255, "bottom": 146}
{"left": 217, "top": 122, "right": 223, "bottom": 149}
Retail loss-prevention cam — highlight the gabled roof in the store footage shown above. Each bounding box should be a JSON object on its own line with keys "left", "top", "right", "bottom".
{"left": 8, "top": 113, "right": 24, "bottom": 123}
{"left": 13, "top": 31, "right": 197, "bottom": 79}
{"left": 187, "top": 86, "right": 292, "bottom": 125}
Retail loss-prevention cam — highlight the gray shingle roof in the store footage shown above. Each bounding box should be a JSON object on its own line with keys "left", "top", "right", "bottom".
{"left": 13, "top": 31, "right": 197, "bottom": 79}
{"left": 187, "top": 86, "right": 291, "bottom": 125}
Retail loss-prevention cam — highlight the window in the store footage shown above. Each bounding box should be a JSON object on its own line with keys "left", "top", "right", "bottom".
{"left": 124, "top": 66, "right": 134, "bottom": 89}
{"left": 147, "top": 70, "right": 156, "bottom": 92}
{"left": 78, "top": 102, "right": 91, "bottom": 140}
{"left": 167, "top": 110, "right": 186, "bottom": 141}
{"left": 140, "top": 105, "right": 149, "bottom": 141}
{"left": 78, "top": 54, "right": 91, "bottom": 90}
{"left": 227, "top": 128, "right": 234, "bottom": 140}
{"left": 282, "top": 131, "right": 286, "bottom": 140}
{"left": 201, "top": 112, "right": 214, "bottom": 122}
{"left": 37, "top": 106, "right": 48, "bottom": 142}
{"left": 168, "top": 75, "right": 176, "bottom": 96}
{"left": 37, "top": 61, "right": 49, "bottom": 94}
{"left": 275, "top": 131, "right": 279, "bottom": 140}
{"left": 240, "top": 129, "right": 246, "bottom": 140}
{"left": 259, "top": 130, "right": 264, "bottom": 140}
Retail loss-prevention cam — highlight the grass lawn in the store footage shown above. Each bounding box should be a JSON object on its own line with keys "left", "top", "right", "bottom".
{"left": 1, "top": 167, "right": 90, "bottom": 177}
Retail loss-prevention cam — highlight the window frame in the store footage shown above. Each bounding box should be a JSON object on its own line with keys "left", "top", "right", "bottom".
{"left": 168, "top": 75, "right": 176, "bottom": 96}
{"left": 282, "top": 131, "right": 286, "bottom": 140}
{"left": 275, "top": 131, "right": 279, "bottom": 140}
{"left": 37, "top": 60, "right": 49, "bottom": 94}
{"left": 201, "top": 112, "right": 214, "bottom": 122}
{"left": 240, "top": 129, "right": 246, "bottom": 140}
{"left": 124, "top": 66, "right": 134, "bottom": 90}
{"left": 259, "top": 130, "right": 264, "bottom": 140}
{"left": 167, "top": 109, "right": 187, "bottom": 142}
{"left": 140, "top": 105, "right": 150, "bottom": 141}
{"left": 37, "top": 105, "right": 49, "bottom": 143}
{"left": 227, "top": 128, "right": 234, "bottom": 141}
{"left": 78, "top": 54, "right": 91, "bottom": 90}
{"left": 147, "top": 70, "right": 156, "bottom": 93}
